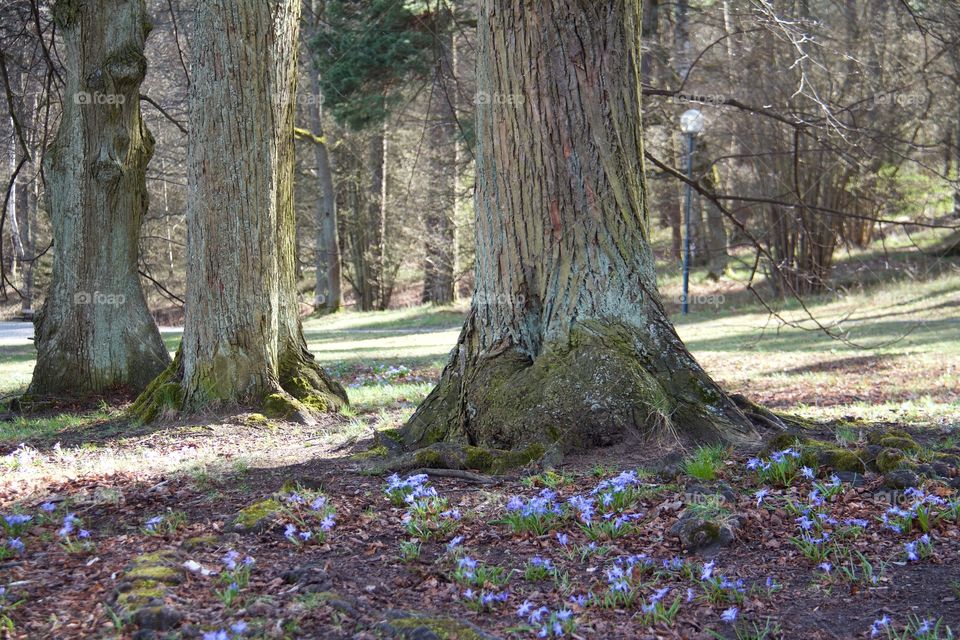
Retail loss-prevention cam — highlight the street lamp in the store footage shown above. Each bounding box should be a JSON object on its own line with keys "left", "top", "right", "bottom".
{"left": 679, "top": 108, "right": 704, "bottom": 315}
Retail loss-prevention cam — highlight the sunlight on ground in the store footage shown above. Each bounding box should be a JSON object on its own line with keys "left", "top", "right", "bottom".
{"left": 1, "top": 269, "right": 958, "bottom": 433}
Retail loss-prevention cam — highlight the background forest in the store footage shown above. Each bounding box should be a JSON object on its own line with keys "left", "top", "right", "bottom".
{"left": 1, "top": 2, "right": 960, "bottom": 639}
{"left": 3, "top": 0, "right": 958, "bottom": 323}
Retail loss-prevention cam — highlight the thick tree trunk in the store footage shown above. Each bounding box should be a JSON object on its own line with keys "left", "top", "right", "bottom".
{"left": 422, "top": 12, "right": 458, "bottom": 305}
{"left": 401, "top": 0, "right": 758, "bottom": 461}
{"left": 132, "top": 0, "right": 345, "bottom": 422}
{"left": 29, "top": 0, "right": 170, "bottom": 395}
{"left": 275, "top": 0, "right": 346, "bottom": 414}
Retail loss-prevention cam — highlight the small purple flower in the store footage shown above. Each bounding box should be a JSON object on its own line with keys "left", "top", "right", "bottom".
{"left": 447, "top": 535, "right": 463, "bottom": 551}
{"left": 7, "top": 537, "right": 24, "bottom": 553}
{"left": 721, "top": 607, "right": 738, "bottom": 623}
{"left": 870, "top": 615, "right": 891, "bottom": 637}
{"left": 78, "top": 529, "right": 91, "bottom": 539}
{"left": 40, "top": 502, "right": 56, "bottom": 513}
{"left": 299, "top": 530, "right": 312, "bottom": 542}
{"left": 755, "top": 487, "right": 770, "bottom": 506}
{"left": 517, "top": 600, "right": 533, "bottom": 617}
{"left": 230, "top": 621, "right": 249, "bottom": 634}
{"left": 904, "top": 541, "right": 919, "bottom": 562}
{"left": 701, "top": 560, "right": 715, "bottom": 581}
{"left": 320, "top": 514, "right": 335, "bottom": 532}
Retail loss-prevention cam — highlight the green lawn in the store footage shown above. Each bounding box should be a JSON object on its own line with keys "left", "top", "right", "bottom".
{"left": 2, "top": 258, "right": 958, "bottom": 443}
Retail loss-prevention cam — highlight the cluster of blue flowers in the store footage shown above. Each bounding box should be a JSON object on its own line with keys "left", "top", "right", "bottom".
{"left": 202, "top": 621, "right": 249, "bottom": 640}
{"left": 281, "top": 491, "right": 336, "bottom": 545}
{"left": 385, "top": 473, "right": 436, "bottom": 505}
{"left": 516, "top": 601, "right": 576, "bottom": 637}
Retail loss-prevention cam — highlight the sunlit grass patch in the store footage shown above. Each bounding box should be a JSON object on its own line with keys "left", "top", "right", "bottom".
{"left": 0, "top": 411, "right": 112, "bottom": 444}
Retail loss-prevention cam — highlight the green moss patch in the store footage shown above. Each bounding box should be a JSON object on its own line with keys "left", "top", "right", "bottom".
{"left": 232, "top": 497, "right": 283, "bottom": 532}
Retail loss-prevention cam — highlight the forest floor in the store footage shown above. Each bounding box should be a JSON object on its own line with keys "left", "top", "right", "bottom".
{"left": 1, "top": 245, "right": 959, "bottom": 639}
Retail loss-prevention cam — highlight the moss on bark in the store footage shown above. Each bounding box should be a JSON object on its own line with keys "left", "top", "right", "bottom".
{"left": 398, "top": 319, "right": 762, "bottom": 470}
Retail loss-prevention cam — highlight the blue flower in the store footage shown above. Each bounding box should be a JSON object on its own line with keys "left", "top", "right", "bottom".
{"left": 568, "top": 594, "right": 587, "bottom": 607}
{"left": 870, "top": 615, "right": 890, "bottom": 637}
{"left": 755, "top": 487, "right": 770, "bottom": 506}
{"left": 230, "top": 621, "right": 249, "bottom": 634}
{"left": 145, "top": 516, "right": 164, "bottom": 532}
{"left": 701, "top": 560, "right": 715, "bottom": 580}
{"left": 3, "top": 514, "right": 31, "bottom": 527}
{"left": 721, "top": 607, "right": 738, "bottom": 623}
{"left": 320, "top": 514, "right": 336, "bottom": 531}
{"left": 904, "top": 541, "right": 919, "bottom": 562}
{"left": 299, "top": 530, "right": 312, "bottom": 542}
{"left": 40, "top": 502, "right": 56, "bottom": 513}
{"left": 556, "top": 532, "right": 569, "bottom": 546}
{"left": 801, "top": 466, "right": 815, "bottom": 479}
{"left": 517, "top": 600, "right": 533, "bottom": 617}
{"left": 309, "top": 497, "right": 327, "bottom": 511}
{"left": 202, "top": 631, "right": 229, "bottom": 640}
{"left": 447, "top": 536, "right": 464, "bottom": 551}
{"left": 78, "top": 529, "right": 91, "bottom": 539}
{"left": 284, "top": 524, "right": 298, "bottom": 540}
{"left": 7, "top": 538, "right": 24, "bottom": 553}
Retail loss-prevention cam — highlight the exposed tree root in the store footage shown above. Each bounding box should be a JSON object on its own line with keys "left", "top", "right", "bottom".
{"left": 385, "top": 318, "right": 784, "bottom": 475}
{"left": 129, "top": 346, "right": 347, "bottom": 425}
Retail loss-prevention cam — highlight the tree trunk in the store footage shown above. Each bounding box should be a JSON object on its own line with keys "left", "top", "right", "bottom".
{"left": 274, "top": 0, "right": 347, "bottom": 414}
{"left": 308, "top": 0, "right": 342, "bottom": 314}
{"left": 422, "top": 10, "right": 458, "bottom": 305}
{"left": 400, "top": 0, "right": 758, "bottom": 461}
{"left": 362, "top": 127, "right": 387, "bottom": 311}
{"left": 29, "top": 0, "right": 170, "bottom": 396}
{"left": 132, "top": 0, "right": 345, "bottom": 422}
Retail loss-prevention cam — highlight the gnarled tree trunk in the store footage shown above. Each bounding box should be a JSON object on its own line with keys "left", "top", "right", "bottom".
{"left": 29, "top": 0, "right": 170, "bottom": 396}
{"left": 401, "top": 0, "right": 758, "bottom": 461}
{"left": 132, "top": 0, "right": 345, "bottom": 422}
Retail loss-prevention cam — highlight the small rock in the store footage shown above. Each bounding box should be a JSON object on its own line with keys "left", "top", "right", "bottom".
{"left": 949, "top": 477, "right": 960, "bottom": 490}
{"left": 669, "top": 512, "right": 738, "bottom": 553}
{"left": 654, "top": 452, "right": 685, "bottom": 480}
{"left": 133, "top": 606, "right": 181, "bottom": 632}
{"left": 405, "top": 628, "right": 441, "bottom": 640}
{"left": 884, "top": 469, "right": 919, "bottom": 490}
{"left": 281, "top": 563, "right": 332, "bottom": 592}
{"left": 685, "top": 482, "right": 737, "bottom": 503}
{"left": 834, "top": 471, "right": 867, "bottom": 486}
{"left": 930, "top": 463, "right": 952, "bottom": 478}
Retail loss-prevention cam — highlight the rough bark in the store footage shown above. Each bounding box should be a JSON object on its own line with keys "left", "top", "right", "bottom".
{"left": 422, "top": 11, "right": 458, "bottom": 305}
{"left": 399, "top": 0, "right": 761, "bottom": 464}
{"left": 132, "top": 0, "right": 345, "bottom": 422}
{"left": 274, "top": 0, "right": 347, "bottom": 414}
{"left": 28, "top": 0, "right": 170, "bottom": 396}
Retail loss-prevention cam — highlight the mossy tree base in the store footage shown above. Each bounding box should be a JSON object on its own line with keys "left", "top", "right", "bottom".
{"left": 129, "top": 347, "right": 347, "bottom": 425}
{"left": 398, "top": 318, "right": 773, "bottom": 468}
